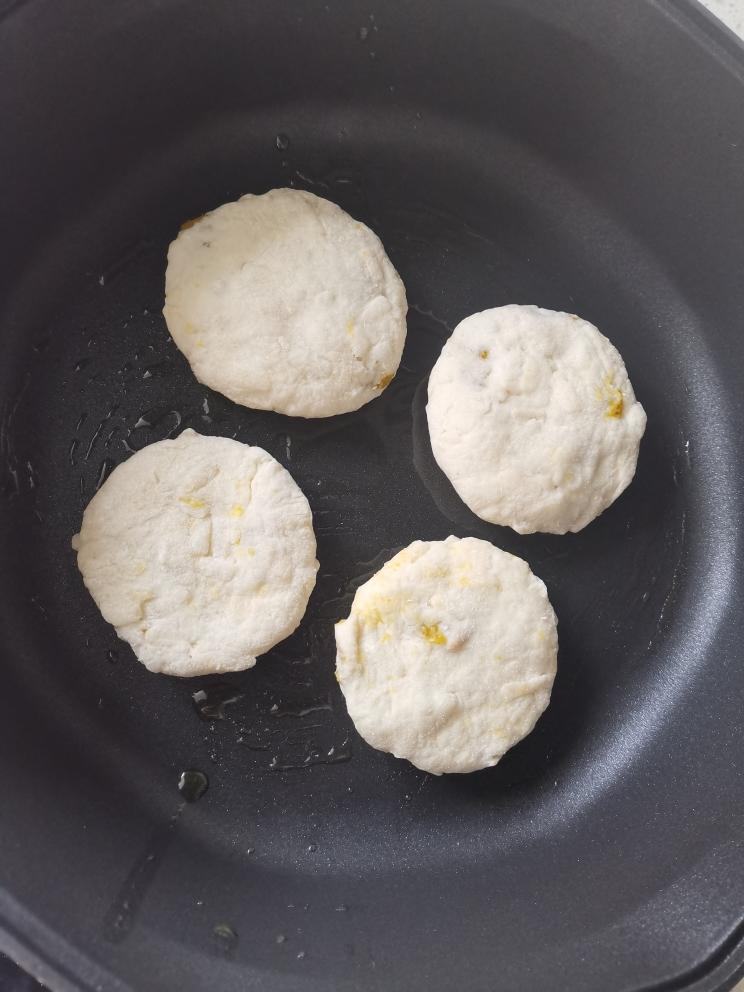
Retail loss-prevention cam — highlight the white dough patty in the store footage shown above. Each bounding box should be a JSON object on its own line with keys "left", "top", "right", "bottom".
{"left": 335, "top": 537, "right": 558, "bottom": 775}
{"left": 426, "top": 305, "right": 647, "bottom": 534}
{"left": 163, "top": 188, "right": 408, "bottom": 418}
{"left": 72, "top": 429, "right": 318, "bottom": 677}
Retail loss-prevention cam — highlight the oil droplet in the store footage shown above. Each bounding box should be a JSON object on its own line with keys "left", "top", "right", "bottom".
{"left": 358, "top": 25, "right": 368, "bottom": 40}
{"left": 213, "top": 923, "right": 238, "bottom": 957}
{"left": 192, "top": 683, "right": 243, "bottom": 720}
{"left": 142, "top": 361, "right": 172, "bottom": 379}
{"left": 335, "top": 904, "right": 348, "bottom": 913}
{"left": 177, "top": 769, "right": 208, "bottom": 802}
{"left": 103, "top": 813, "right": 180, "bottom": 942}
{"left": 276, "top": 934, "right": 287, "bottom": 944}
{"left": 275, "top": 133, "right": 290, "bottom": 151}
{"left": 307, "top": 844, "right": 317, "bottom": 853}
{"left": 269, "top": 700, "right": 332, "bottom": 718}
{"left": 95, "top": 459, "right": 116, "bottom": 491}
{"left": 296, "top": 950, "right": 306, "bottom": 960}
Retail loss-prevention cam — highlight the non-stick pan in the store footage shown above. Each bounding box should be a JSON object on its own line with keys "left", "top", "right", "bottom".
{"left": 1, "top": 1, "right": 744, "bottom": 990}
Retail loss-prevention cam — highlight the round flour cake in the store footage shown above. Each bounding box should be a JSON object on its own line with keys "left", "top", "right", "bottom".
{"left": 335, "top": 536, "right": 558, "bottom": 775}
{"left": 72, "top": 429, "right": 318, "bottom": 677}
{"left": 163, "top": 188, "right": 408, "bottom": 418}
{"left": 426, "top": 305, "right": 647, "bottom": 534}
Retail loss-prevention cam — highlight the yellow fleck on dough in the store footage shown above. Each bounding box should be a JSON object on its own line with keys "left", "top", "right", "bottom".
{"left": 356, "top": 600, "right": 394, "bottom": 644}
{"left": 179, "top": 496, "right": 206, "bottom": 509}
{"left": 362, "top": 606, "right": 385, "bottom": 627}
{"left": 420, "top": 622, "right": 447, "bottom": 646}
{"left": 345, "top": 318, "right": 355, "bottom": 335}
{"left": 605, "top": 386, "right": 624, "bottom": 418}
{"left": 375, "top": 372, "right": 394, "bottom": 391}
{"left": 479, "top": 349, "right": 489, "bottom": 359}
{"left": 598, "top": 375, "right": 625, "bottom": 418}
{"left": 230, "top": 504, "right": 245, "bottom": 517}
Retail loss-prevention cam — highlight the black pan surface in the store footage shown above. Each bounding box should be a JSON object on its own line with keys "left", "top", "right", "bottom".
{"left": 1, "top": 2, "right": 743, "bottom": 990}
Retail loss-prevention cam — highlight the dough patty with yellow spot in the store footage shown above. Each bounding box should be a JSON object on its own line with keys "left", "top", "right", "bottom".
{"left": 72, "top": 429, "right": 318, "bottom": 676}
{"left": 164, "top": 188, "right": 408, "bottom": 418}
{"left": 335, "top": 536, "right": 557, "bottom": 775}
{"left": 426, "top": 305, "right": 647, "bottom": 534}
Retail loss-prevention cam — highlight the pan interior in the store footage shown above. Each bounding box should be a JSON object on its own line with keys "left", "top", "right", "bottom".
{"left": 0, "top": 3, "right": 742, "bottom": 991}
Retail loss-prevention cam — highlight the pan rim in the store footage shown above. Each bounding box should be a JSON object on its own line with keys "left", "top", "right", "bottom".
{"left": 2, "top": 882, "right": 744, "bottom": 992}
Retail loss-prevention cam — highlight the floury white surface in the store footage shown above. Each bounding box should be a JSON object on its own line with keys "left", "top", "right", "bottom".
{"left": 164, "top": 188, "right": 408, "bottom": 418}
{"left": 335, "top": 537, "right": 558, "bottom": 775}
{"left": 72, "top": 430, "right": 318, "bottom": 676}
{"left": 426, "top": 305, "right": 647, "bottom": 534}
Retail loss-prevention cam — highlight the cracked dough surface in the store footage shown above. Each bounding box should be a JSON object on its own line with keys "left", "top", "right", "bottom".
{"left": 335, "top": 536, "right": 558, "bottom": 775}
{"left": 163, "top": 187, "right": 408, "bottom": 418}
{"left": 72, "top": 429, "right": 318, "bottom": 676}
{"left": 426, "top": 305, "right": 647, "bottom": 534}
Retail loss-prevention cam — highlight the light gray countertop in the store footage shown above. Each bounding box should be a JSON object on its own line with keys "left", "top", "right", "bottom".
{"left": 699, "top": 0, "right": 744, "bottom": 36}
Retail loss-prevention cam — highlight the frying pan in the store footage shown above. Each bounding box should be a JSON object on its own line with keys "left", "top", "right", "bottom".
{"left": 1, "top": 1, "right": 744, "bottom": 990}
